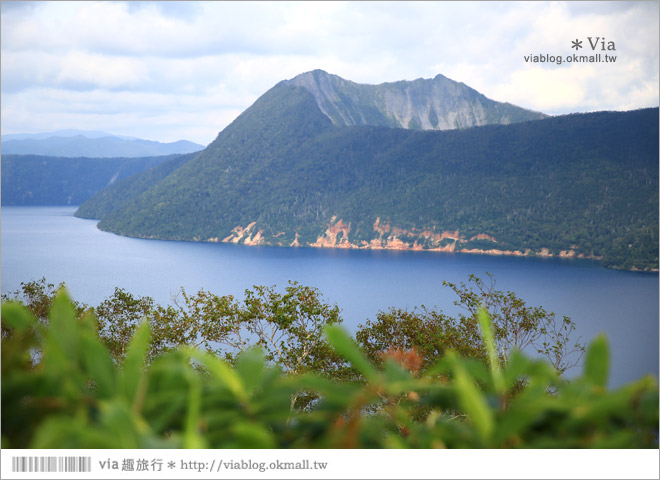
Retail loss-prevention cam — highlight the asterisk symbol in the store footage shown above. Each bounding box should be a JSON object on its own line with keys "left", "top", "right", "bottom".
{"left": 167, "top": 461, "right": 176, "bottom": 469}
{"left": 571, "top": 39, "right": 582, "bottom": 50}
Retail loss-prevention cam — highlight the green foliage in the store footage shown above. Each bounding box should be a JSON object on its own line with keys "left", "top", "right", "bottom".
{"left": 3, "top": 279, "right": 346, "bottom": 380}
{"left": 443, "top": 273, "right": 585, "bottom": 373}
{"left": 355, "top": 306, "right": 485, "bottom": 371}
{"left": 356, "top": 274, "right": 585, "bottom": 375}
{"left": 1, "top": 278, "right": 88, "bottom": 339}
{"left": 75, "top": 152, "right": 196, "bottom": 219}
{"left": 95, "top": 287, "right": 155, "bottom": 362}
{"left": 2, "top": 291, "right": 657, "bottom": 449}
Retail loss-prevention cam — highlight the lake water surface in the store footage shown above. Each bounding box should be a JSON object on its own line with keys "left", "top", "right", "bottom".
{"left": 2, "top": 206, "right": 657, "bottom": 387}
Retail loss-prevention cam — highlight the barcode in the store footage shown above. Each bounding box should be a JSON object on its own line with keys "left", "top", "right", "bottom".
{"left": 11, "top": 456, "right": 92, "bottom": 473}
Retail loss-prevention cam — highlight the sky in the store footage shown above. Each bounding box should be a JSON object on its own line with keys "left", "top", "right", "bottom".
{"left": 1, "top": 1, "right": 658, "bottom": 145}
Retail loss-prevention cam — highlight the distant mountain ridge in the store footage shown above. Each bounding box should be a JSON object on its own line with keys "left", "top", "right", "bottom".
{"left": 1, "top": 153, "right": 196, "bottom": 206}
{"left": 283, "top": 69, "right": 547, "bottom": 129}
{"left": 75, "top": 70, "right": 658, "bottom": 271}
{"left": 1, "top": 131, "right": 204, "bottom": 158}
{"left": 2, "top": 129, "right": 139, "bottom": 141}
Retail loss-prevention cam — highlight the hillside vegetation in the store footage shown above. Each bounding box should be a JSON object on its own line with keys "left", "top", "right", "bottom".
{"left": 1, "top": 153, "right": 197, "bottom": 206}
{"left": 74, "top": 153, "right": 196, "bottom": 218}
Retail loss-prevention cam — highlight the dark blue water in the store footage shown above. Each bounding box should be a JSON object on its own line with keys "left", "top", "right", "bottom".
{"left": 2, "top": 206, "right": 658, "bottom": 387}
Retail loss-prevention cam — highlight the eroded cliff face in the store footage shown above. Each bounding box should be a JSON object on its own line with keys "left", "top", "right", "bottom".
{"left": 221, "top": 221, "right": 265, "bottom": 246}
{"left": 216, "top": 216, "right": 600, "bottom": 261}
{"left": 367, "top": 217, "right": 459, "bottom": 251}
{"left": 283, "top": 70, "right": 546, "bottom": 131}
{"left": 311, "top": 216, "right": 353, "bottom": 248}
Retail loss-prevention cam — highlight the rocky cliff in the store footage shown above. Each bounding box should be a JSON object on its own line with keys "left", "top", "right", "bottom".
{"left": 216, "top": 215, "right": 602, "bottom": 262}
{"left": 283, "top": 70, "right": 546, "bottom": 130}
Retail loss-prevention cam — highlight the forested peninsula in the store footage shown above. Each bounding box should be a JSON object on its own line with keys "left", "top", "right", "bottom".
{"left": 74, "top": 71, "right": 658, "bottom": 271}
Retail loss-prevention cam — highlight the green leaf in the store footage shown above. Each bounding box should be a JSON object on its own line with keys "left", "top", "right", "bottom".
{"left": 381, "top": 359, "right": 417, "bottom": 396}
{"left": 39, "top": 293, "right": 81, "bottom": 393}
{"left": 295, "top": 371, "right": 333, "bottom": 388}
{"left": 583, "top": 334, "right": 609, "bottom": 388}
{"left": 501, "top": 349, "right": 531, "bottom": 388}
{"left": 119, "top": 321, "right": 151, "bottom": 407}
{"left": 229, "top": 421, "right": 276, "bottom": 448}
{"left": 447, "top": 351, "right": 494, "bottom": 442}
{"left": 494, "top": 387, "right": 550, "bottom": 443}
{"left": 478, "top": 308, "right": 505, "bottom": 395}
{"left": 383, "top": 358, "right": 412, "bottom": 383}
{"left": 418, "top": 384, "right": 457, "bottom": 411}
{"left": 183, "top": 367, "right": 206, "bottom": 449}
{"left": 80, "top": 332, "right": 117, "bottom": 398}
{"left": 98, "top": 400, "right": 146, "bottom": 448}
{"left": 30, "top": 416, "right": 116, "bottom": 449}
{"left": 47, "top": 290, "right": 79, "bottom": 364}
{"left": 235, "top": 348, "right": 266, "bottom": 394}
{"left": 141, "top": 351, "right": 191, "bottom": 432}
{"left": 1, "top": 302, "right": 36, "bottom": 331}
{"left": 325, "top": 325, "right": 378, "bottom": 382}
{"left": 187, "top": 349, "right": 246, "bottom": 402}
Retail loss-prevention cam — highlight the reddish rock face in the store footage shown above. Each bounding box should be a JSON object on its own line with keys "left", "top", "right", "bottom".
{"left": 216, "top": 216, "right": 602, "bottom": 262}
{"left": 311, "top": 216, "right": 353, "bottom": 248}
{"left": 222, "top": 221, "right": 263, "bottom": 245}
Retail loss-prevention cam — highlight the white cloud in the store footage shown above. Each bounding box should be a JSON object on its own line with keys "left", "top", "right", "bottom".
{"left": 493, "top": 66, "right": 594, "bottom": 112}
{"left": 1, "top": 1, "right": 657, "bottom": 144}
{"left": 436, "top": 1, "right": 658, "bottom": 113}
{"left": 56, "top": 52, "right": 149, "bottom": 90}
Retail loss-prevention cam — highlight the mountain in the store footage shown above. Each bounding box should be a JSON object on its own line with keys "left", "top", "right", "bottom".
{"left": 1, "top": 153, "right": 197, "bottom": 206}
{"left": 1, "top": 132, "right": 204, "bottom": 158}
{"left": 283, "top": 69, "right": 546, "bottom": 129}
{"left": 1, "top": 129, "right": 138, "bottom": 141}
{"left": 76, "top": 73, "right": 658, "bottom": 271}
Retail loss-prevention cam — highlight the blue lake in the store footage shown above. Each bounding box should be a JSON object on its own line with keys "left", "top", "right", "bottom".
{"left": 1, "top": 206, "right": 658, "bottom": 387}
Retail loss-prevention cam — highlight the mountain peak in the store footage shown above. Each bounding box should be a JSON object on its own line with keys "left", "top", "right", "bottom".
{"left": 284, "top": 70, "right": 546, "bottom": 130}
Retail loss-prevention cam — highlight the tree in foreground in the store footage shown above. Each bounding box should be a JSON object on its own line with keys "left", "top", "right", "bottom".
{"left": 3, "top": 279, "right": 345, "bottom": 372}
{"left": 356, "top": 273, "right": 585, "bottom": 375}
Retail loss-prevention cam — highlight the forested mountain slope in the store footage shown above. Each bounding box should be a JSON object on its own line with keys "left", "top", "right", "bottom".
{"left": 73, "top": 152, "right": 198, "bottom": 218}
{"left": 76, "top": 78, "right": 658, "bottom": 271}
{"left": 1, "top": 153, "right": 192, "bottom": 206}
